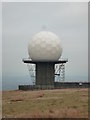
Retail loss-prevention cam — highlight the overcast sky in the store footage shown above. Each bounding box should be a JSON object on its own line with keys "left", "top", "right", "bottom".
{"left": 2, "top": 2, "right": 88, "bottom": 82}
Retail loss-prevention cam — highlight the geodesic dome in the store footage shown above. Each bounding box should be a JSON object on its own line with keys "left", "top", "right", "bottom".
{"left": 28, "top": 31, "right": 62, "bottom": 61}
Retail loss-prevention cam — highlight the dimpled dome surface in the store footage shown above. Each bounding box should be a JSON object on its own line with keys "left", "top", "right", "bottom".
{"left": 28, "top": 31, "right": 62, "bottom": 61}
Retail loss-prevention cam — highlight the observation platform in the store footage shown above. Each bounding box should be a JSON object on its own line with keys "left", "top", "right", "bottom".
{"left": 22, "top": 58, "right": 68, "bottom": 64}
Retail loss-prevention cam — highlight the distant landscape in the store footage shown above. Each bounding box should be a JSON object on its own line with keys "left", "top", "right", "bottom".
{"left": 2, "top": 88, "right": 88, "bottom": 118}
{"left": 2, "top": 76, "right": 88, "bottom": 90}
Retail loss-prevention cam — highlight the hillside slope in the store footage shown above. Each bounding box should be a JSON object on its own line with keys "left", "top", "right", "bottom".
{"left": 2, "top": 88, "right": 88, "bottom": 118}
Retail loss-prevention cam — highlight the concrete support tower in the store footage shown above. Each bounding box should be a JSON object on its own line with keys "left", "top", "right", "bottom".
{"left": 36, "top": 62, "right": 54, "bottom": 88}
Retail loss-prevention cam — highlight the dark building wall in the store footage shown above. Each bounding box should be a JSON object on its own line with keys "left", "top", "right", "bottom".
{"left": 36, "top": 62, "right": 54, "bottom": 87}
{"left": 18, "top": 82, "right": 90, "bottom": 90}
{"left": 54, "top": 82, "right": 90, "bottom": 88}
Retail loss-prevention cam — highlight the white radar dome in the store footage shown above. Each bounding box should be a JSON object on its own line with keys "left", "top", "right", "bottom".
{"left": 28, "top": 31, "right": 62, "bottom": 61}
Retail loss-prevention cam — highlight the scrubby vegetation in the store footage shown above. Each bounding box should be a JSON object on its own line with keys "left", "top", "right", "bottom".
{"left": 2, "top": 88, "right": 88, "bottom": 118}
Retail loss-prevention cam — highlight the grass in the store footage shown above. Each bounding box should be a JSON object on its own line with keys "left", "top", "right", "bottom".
{"left": 2, "top": 88, "right": 88, "bottom": 118}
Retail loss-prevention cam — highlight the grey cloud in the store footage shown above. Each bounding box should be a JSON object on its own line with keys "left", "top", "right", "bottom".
{"left": 2, "top": 2, "right": 88, "bottom": 81}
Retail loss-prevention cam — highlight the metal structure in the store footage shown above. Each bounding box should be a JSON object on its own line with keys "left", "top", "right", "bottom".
{"left": 23, "top": 59, "right": 68, "bottom": 89}
{"left": 27, "top": 64, "right": 36, "bottom": 85}
{"left": 55, "top": 63, "right": 65, "bottom": 82}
